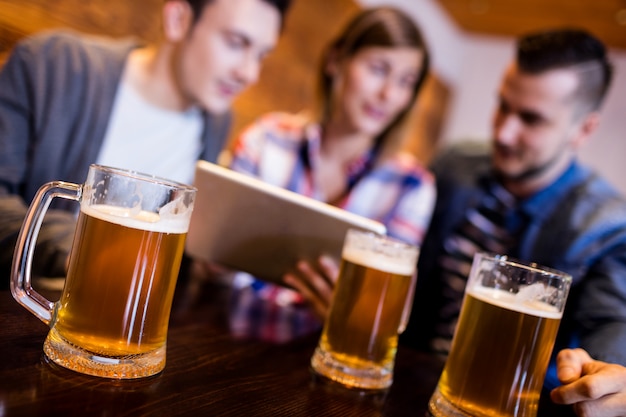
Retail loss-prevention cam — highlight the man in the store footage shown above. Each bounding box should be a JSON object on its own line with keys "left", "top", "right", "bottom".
{"left": 401, "top": 27, "right": 626, "bottom": 413}
{"left": 0, "top": 0, "right": 291, "bottom": 280}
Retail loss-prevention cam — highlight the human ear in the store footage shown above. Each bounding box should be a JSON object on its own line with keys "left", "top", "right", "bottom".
{"left": 162, "top": 0, "right": 193, "bottom": 42}
{"left": 324, "top": 48, "right": 342, "bottom": 78}
{"left": 572, "top": 112, "right": 600, "bottom": 148}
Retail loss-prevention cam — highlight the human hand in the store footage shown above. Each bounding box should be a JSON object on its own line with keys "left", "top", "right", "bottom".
{"left": 550, "top": 348, "right": 626, "bottom": 417}
{"left": 282, "top": 255, "right": 339, "bottom": 321}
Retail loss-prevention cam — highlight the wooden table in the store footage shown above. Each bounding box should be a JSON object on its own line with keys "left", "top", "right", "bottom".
{"left": 0, "top": 270, "right": 577, "bottom": 417}
{"left": 0, "top": 273, "right": 447, "bottom": 417}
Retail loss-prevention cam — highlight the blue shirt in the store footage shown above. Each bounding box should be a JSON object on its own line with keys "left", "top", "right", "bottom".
{"left": 404, "top": 143, "right": 626, "bottom": 390}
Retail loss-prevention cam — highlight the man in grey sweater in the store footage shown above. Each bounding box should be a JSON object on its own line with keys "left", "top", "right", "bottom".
{"left": 0, "top": 0, "right": 291, "bottom": 281}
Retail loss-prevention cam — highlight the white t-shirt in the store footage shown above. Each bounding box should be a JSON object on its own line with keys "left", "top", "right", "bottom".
{"left": 96, "top": 81, "right": 202, "bottom": 184}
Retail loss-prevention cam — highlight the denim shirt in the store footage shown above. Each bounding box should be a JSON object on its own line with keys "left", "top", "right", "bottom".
{"left": 404, "top": 144, "right": 626, "bottom": 390}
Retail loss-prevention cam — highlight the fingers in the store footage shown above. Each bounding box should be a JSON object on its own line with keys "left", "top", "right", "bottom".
{"left": 571, "top": 393, "right": 626, "bottom": 417}
{"left": 297, "top": 260, "right": 335, "bottom": 305}
{"left": 282, "top": 257, "right": 340, "bottom": 322}
{"left": 551, "top": 354, "right": 626, "bottom": 408}
{"left": 283, "top": 271, "right": 329, "bottom": 321}
{"left": 557, "top": 348, "right": 593, "bottom": 384}
{"left": 318, "top": 255, "right": 339, "bottom": 285}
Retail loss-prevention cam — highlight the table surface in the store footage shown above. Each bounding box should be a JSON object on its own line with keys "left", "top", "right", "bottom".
{"left": 1, "top": 273, "right": 575, "bottom": 417}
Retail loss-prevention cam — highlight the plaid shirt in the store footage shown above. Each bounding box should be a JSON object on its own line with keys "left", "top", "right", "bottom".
{"left": 227, "top": 112, "right": 436, "bottom": 343}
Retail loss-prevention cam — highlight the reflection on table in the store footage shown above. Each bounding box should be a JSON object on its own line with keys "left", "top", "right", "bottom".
{"left": 0, "top": 269, "right": 576, "bottom": 416}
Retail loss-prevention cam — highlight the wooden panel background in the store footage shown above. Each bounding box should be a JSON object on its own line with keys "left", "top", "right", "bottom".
{"left": 0, "top": 0, "right": 449, "bottom": 165}
{"left": 436, "top": 0, "right": 626, "bottom": 50}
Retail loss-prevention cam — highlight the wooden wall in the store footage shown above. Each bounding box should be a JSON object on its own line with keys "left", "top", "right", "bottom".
{"left": 0, "top": 0, "right": 449, "bottom": 165}
{"left": 0, "top": 0, "right": 162, "bottom": 62}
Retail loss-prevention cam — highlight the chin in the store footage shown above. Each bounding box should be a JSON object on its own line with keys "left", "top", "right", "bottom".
{"left": 492, "top": 159, "right": 522, "bottom": 180}
{"left": 202, "top": 99, "right": 232, "bottom": 115}
{"left": 357, "top": 122, "right": 387, "bottom": 138}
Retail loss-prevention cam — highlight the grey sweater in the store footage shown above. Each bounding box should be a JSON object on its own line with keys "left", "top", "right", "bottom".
{"left": 0, "top": 31, "right": 231, "bottom": 281}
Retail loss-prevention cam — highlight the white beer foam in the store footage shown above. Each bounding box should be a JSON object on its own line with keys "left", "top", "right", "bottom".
{"left": 81, "top": 204, "right": 188, "bottom": 234}
{"left": 468, "top": 286, "right": 562, "bottom": 319}
{"left": 343, "top": 246, "right": 416, "bottom": 276}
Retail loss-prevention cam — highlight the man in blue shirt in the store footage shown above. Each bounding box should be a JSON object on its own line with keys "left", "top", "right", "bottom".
{"left": 403, "top": 28, "right": 626, "bottom": 414}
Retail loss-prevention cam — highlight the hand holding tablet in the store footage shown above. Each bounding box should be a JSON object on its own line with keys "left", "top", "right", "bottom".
{"left": 185, "top": 161, "right": 386, "bottom": 283}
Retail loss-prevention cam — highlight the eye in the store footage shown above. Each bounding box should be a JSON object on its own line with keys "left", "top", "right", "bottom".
{"left": 367, "top": 61, "right": 388, "bottom": 76}
{"left": 398, "top": 74, "right": 418, "bottom": 89}
{"left": 519, "top": 111, "right": 544, "bottom": 127}
{"left": 223, "top": 32, "right": 249, "bottom": 50}
{"left": 497, "top": 98, "right": 510, "bottom": 114}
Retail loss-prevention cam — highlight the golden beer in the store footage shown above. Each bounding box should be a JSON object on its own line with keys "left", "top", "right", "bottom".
{"left": 12, "top": 164, "right": 195, "bottom": 379}
{"left": 50, "top": 204, "right": 186, "bottom": 361}
{"left": 437, "top": 287, "right": 562, "bottom": 417}
{"left": 311, "top": 231, "right": 417, "bottom": 390}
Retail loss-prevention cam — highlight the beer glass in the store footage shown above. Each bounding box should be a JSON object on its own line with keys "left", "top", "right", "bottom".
{"left": 310, "top": 229, "right": 419, "bottom": 390}
{"left": 429, "top": 252, "right": 572, "bottom": 417}
{"left": 11, "top": 165, "right": 196, "bottom": 379}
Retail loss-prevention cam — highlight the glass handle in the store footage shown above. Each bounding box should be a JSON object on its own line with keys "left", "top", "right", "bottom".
{"left": 398, "top": 271, "right": 417, "bottom": 334}
{"left": 10, "top": 181, "right": 82, "bottom": 325}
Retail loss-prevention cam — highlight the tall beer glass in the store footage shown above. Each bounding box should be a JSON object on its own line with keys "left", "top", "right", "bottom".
{"left": 11, "top": 165, "right": 196, "bottom": 379}
{"left": 429, "top": 252, "right": 572, "bottom": 417}
{"left": 310, "top": 229, "right": 419, "bottom": 390}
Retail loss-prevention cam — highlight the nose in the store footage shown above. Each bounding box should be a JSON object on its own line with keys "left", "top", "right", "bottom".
{"left": 493, "top": 113, "right": 520, "bottom": 146}
{"left": 378, "top": 79, "right": 398, "bottom": 103}
{"left": 378, "top": 79, "right": 410, "bottom": 108}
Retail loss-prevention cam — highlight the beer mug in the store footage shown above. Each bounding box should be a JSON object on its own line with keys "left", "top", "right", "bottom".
{"left": 429, "top": 253, "right": 572, "bottom": 417}
{"left": 310, "top": 229, "right": 419, "bottom": 390}
{"left": 11, "top": 165, "right": 196, "bottom": 379}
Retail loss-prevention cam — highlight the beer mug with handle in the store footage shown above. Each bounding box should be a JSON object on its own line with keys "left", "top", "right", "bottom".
{"left": 429, "top": 252, "right": 572, "bottom": 417}
{"left": 11, "top": 165, "right": 196, "bottom": 379}
{"left": 310, "top": 229, "right": 419, "bottom": 390}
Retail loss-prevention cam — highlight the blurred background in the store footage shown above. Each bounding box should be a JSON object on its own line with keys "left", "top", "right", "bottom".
{"left": 1, "top": 0, "right": 624, "bottom": 193}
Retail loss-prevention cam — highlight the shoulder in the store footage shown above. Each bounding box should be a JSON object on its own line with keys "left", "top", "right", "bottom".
{"left": 238, "top": 111, "right": 314, "bottom": 146}
{"left": 431, "top": 141, "right": 491, "bottom": 184}
{"left": 382, "top": 151, "right": 435, "bottom": 186}
{"left": 16, "top": 29, "right": 134, "bottom": 54}
{"left": 12, "top": 30, "right": 138, "bottom": 70}
{"left": 568, "top": 169, "right": 626, "bottom": 225}
{"left": 250, "top": 111, "right": 311, "bottom": 136}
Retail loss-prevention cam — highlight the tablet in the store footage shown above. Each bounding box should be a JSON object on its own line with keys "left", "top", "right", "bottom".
{"left": 185, "top": 160, "right": 387, "bottom": 283}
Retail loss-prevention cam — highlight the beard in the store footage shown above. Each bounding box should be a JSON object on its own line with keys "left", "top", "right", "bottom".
{"left": 492, "top": 142, "right": 570, "bottom": 183}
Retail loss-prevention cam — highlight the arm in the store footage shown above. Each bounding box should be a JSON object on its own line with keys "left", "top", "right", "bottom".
{"left": 0, "top": 40, "right": 41, "bottom": 280}
{"left": 575, "top": 240, "right": 626, "bottom": 367}
{"left": 0, "top": 36, "right": 77, "bottom": 281}
{"left": 533, "top": 174, "right": 626, "bottom": 375}
{"left": 550, "top": 348, "right": 626, "bottom": 417}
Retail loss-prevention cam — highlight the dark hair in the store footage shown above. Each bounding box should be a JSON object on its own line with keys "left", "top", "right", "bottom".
{"left": 317, "top": 7, "right": 430, "bottom": 153}
{"left": 184, "top": 0, "right": 292, "bottom": 24}
{"left": 517, "top": 28, "right": 613, "bottom": 113}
